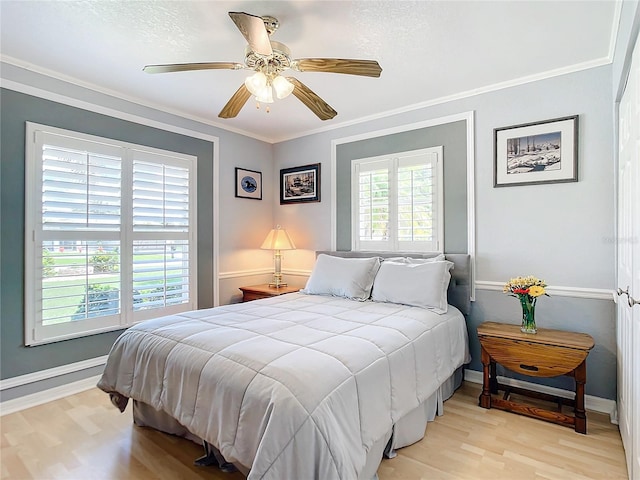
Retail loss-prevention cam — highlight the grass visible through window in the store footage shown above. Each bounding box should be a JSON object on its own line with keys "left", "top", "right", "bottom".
{"left": 42, "top": 251, "right": 186, "bottom": 325}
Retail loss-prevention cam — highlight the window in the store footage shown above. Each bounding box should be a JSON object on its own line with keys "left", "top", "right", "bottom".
{"left": 351, "top": 146, "right": 443, "bottom": 252}
{"left": 25, "top": 123, "right": 197, "bottom": 345}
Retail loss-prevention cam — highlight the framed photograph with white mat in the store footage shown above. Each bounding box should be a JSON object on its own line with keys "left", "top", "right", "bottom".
{"left": 494, "top": 115, "right": 578, "bottom": 187}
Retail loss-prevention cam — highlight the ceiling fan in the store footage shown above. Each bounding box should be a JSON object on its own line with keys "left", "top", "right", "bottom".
{"left": 143, "top": 12, "right": 382, "bottom": 121}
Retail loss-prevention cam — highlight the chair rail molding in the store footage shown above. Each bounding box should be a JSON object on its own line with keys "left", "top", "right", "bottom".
{"left": 218, "top": 267, "right": 312, "bottom": 280}
{"left": 476, "top": 280, "right": 615, "bottom": 301}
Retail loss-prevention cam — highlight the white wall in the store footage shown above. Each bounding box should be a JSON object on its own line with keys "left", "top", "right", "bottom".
{"left": 272, "top": 65, "right": 618, "bottom": 399}
{"left": 274, "top": 66, "right": 614, "bottom": 287}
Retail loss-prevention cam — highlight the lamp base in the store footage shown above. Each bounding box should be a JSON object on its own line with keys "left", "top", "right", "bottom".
{"left": 269, "top": 270, "right": 287, "bottom": 288}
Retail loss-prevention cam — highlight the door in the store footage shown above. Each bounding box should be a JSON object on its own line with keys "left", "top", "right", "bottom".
{"left": 617, "top": 30, "right": 640, "bottom": 480}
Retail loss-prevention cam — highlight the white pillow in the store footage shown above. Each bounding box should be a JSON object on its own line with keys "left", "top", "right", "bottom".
{"left": 301, "top": 254, "right": 381, "bottom": 301}
{"left": 382, "top": 254, "right": 445, "bottom": 264}
{"left": 371, "top": 260, "right": 454, "bottom": 313}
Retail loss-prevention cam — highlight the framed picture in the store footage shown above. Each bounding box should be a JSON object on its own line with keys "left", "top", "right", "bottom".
{"left": 280, "top": 163, "right": 321, "bottom": 204}
{"left": 235, "top": 167, "right": 262, "bottom": 200}
{"left": 494, "top": 115, "right": 578, "bottom": 187}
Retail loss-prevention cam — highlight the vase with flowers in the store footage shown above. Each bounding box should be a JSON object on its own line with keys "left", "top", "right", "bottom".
{"left": 503, "top": 276, "right": 548, "bottom": 334}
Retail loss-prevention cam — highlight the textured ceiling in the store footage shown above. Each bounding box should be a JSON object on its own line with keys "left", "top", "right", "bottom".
{"left": 0, "top": 1, "right": 619, "bottom": 143}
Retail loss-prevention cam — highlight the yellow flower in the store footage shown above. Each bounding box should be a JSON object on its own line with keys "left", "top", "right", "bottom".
{"left": 503, "top": 275, "right": 547, "bottom": 294}
{"left": 529, "top": 285, "right": 546, "bottom": 297}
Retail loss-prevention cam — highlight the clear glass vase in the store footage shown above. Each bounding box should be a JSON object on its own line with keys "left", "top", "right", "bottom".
{"left": 519, "top": 295, "right": 537, "bottom": 334}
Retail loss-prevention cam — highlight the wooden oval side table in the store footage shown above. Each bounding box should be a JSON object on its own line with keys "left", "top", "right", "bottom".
{"left": 477, "top": 321, "right": 595, "bottom": 434}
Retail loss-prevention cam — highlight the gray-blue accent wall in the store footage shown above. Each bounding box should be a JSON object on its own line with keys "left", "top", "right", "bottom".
{"left": 0, "top": 88, "right": 215, "bottom": 380}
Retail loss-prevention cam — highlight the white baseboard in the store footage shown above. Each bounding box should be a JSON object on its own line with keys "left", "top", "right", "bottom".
{"left": 0, "top": 355, "right": 108, "bottom": 391}
{"left": 1, "top": 355, "right": 108, "bottom": 416}
{"left": 464, "top": 369, "right": 619, "bottom": 424}
{"left": 0, "top": 374, "right": 102, "bottom": 416}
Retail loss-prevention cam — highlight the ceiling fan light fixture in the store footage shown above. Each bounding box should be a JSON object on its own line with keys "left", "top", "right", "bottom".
{"left": 255, "top": 85, "right": 274, "bottom": 104}
{"left": 245, "top": 71, "right": 267, "bottom": 96}
{"left": 272, "top": 75, "right": 294, "bottom": 99}
{"left": 145, "top": 12, "right": 381, "bottom": 120}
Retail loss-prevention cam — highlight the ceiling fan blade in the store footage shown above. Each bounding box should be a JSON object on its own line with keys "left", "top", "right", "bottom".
{"left": 286, "top": 77, "right": 337, "bottom": 121}
{"left": 143, "top": 62, "right": 243, "bottom": 74}
{"left": 229, "top": 12, "right": 273, "bottom": 57}
{"left": 219, "top": 84, "right": 252, "bottom": 119}
{"left": 293, "top": 58, "right": 382, "bottom": 77}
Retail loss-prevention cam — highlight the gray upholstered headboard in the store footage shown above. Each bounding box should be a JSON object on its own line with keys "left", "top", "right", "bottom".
{"left": 316, "top": 251, "right": 471, "bottom": 315}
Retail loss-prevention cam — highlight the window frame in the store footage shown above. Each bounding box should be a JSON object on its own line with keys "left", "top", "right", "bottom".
{"left": 24, "top": 122, "right": 198, "bottom": 346}
{"left": 350, "top": 146, "right": 444, "bottom": 252}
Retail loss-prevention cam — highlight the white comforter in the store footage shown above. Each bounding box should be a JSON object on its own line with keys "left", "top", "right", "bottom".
{"left": 98, "top": 292, "right": 470, "bottom": 480}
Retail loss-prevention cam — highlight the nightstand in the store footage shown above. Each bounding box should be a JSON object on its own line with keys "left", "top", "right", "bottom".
{"left": 477, "top": 321, "right": 594, "bottom": 434}
{"left": 239, "top": 284, "right": 300, "bottom": 302}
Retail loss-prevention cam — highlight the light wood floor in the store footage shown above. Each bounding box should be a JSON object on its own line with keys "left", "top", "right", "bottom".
{"left": 1, "top": 382, "right": 627, "bottom": 480}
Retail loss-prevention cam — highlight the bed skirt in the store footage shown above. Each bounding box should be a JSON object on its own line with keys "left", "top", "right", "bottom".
{"left": 131, "top": 366, "right": 464, "bottom": 479}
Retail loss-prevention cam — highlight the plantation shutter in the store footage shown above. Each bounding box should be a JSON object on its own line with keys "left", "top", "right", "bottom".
{"left": 25, "top": 123, "right": 197, "bottom": 345}
{"left": 397, "top": 150, "right": 440, "bottom": 251}
{"left": 42, "top": 143, "right": 122, "bottom": 232}
{"left": 352, "top": 147, "right": 443, "bottom": 252}
{"left": 354, "top": 159, "right": 391, "bottom": 250}
{"left": 38, "top": 135, "right": 123, "bottom": 331}
{"left": 131, "top": 151, "right": 191, "bottom": 314}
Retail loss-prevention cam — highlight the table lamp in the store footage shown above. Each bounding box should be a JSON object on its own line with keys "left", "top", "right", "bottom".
{"left": 260, "top": 225, "right": 296, "bottom": 287}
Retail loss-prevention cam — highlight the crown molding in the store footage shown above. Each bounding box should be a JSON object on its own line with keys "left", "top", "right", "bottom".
{"left": 0, "top": 55, "right": 272, "bottom": 144}
{"left": 2, "top": 50, "right": 613, "bottom": 146}
{"left": 271, "top": 57, "right": 613, "bottom": 144}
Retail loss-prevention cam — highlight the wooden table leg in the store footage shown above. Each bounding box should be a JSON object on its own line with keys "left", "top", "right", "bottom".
{"left": 489, "top": 360, "right": 498, "bottom": 394}
{"left": 574, "top": 360, "right": 587, "bottom": 434}
{"left": 479, "top": 345, "right": 492, "bottom": 408}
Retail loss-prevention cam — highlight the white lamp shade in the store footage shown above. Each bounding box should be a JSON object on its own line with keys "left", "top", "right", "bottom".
{"left": 245, "top": 71, "right": 267, "bottom": 96}
{"left": 255, "top": 85, "right": 274, "bottom": 104}
{"left": 261, "top": 226, "right": 296, "bottom": 250}
{"left": 272, "top": 75, "right": 294, "bottom": 99}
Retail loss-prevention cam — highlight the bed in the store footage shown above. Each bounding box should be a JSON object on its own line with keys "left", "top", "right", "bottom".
{"left": 98, "top": 251, "right": 471, "bottom": 480}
